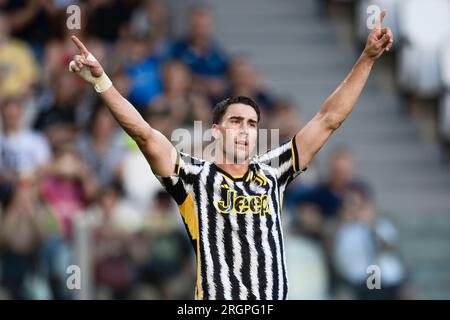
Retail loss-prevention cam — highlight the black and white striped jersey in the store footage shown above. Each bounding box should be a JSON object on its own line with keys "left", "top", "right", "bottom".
{"left": 156, "top": 136, "right": 303, "bottom": 300}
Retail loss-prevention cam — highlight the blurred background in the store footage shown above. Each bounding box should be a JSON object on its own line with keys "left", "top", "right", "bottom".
{"left": 0, "top": 0, "right": 449, "bottom": 300}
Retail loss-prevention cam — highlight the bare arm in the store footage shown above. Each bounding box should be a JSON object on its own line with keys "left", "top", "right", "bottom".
{"left": 69, "top": 36, "right": 177, "bottom": 177}
{"left": 296, "top": 11, "right": 394, "bottom": 171}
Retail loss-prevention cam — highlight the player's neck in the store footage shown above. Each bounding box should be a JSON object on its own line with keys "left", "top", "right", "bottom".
{"left": 214, "top": 161, "right": 250, "bottom": 179}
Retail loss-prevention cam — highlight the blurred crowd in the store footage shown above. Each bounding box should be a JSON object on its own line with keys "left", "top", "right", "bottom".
{"left": 0, "top": 0, "right": 413, "bottom": 299}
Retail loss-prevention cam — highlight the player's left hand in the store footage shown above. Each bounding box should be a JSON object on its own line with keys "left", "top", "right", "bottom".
{"left": 363, "top": 10, "right": 394, "bottom": 61}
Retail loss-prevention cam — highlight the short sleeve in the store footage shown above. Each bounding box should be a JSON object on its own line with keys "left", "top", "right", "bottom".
{"left": 154, "top": 151, "right": 204, "bottom": 205}
{"left": 255, "top": 135, "right": 305, "bottom": 187}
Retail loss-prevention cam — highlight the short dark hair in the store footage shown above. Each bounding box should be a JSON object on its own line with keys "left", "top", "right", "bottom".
{"left": 212, "top": 96, "right": 260, "bottom": 124}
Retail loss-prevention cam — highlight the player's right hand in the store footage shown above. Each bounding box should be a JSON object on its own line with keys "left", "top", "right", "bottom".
{"left": 69, "top": 35, "right": 104, "bottom": 80}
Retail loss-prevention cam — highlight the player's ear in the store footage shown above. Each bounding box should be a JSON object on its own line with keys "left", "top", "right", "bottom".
{"left": 211, "top": 124, "right": 220, "bottom": 140}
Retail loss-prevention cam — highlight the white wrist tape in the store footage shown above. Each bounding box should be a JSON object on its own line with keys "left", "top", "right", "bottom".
{"left": 69, "top": 53, "right": 112, "bottom": 93}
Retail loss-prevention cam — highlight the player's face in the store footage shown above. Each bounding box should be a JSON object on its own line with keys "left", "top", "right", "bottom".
{"left": 213, "top": 103, "right": 258, "bottom": 164}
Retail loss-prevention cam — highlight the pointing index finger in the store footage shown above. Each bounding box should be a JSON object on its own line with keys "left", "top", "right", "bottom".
{"left": 375, "top": 10, "right": 386, "bottom": 30}
{"left": 71, "top": 35, "right": 89, "bottom": 57}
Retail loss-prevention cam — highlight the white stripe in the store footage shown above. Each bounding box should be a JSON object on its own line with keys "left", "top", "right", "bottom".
{"left": 199, "top": 164, "right": 216, "bottom": 299}
{"left": 169, "top": 175, "right": 179, "bottom": 186}
{"left": 276, "top": 158, "right": 293, "bottom": 179}
{"left": 226, "top": 182, "right": 248, "bottom": 300}
{"left": 257, "top": 141, "right": 290, "bottom": 165}
{"left": 277, "top": 186, "right": 289, "bottom": 299}
{"left": 183, "top": 161, "right": 204, "bottom": 175}
{"left": 213, "top": 174, "right": 232, "bottom": 300}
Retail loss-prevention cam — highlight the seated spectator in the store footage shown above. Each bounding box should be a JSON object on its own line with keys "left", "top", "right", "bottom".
{"left": 170, "top": 5, "right": 229, "bottom": 101}
{"left": 77, "top": 102, "right": 127, "bottom": 188}
{"left": 224, "top": 56, "right": 276, "bottom": 117}
{"left": 146, "top": 60, "right": 211, "bottom": 138}
{"left": 0, "top": 13, "right": 38, "bottom": 99}
{"left": 124, "top": 33, "right": 163, "bottom": 110}
{"left": 39, "top": 145, "right": 98, "bottom": 242}
{"left": 292, "top": 147, "right": 369, "bottom": 221}
{"left": 128, "top": 0, "right": 171, "bottom": 58}
{"left": 0, "top": 96, "right": 51, "bottom": 207}
{"left": 33, "top": 72, "right": 82, "bottom": 132}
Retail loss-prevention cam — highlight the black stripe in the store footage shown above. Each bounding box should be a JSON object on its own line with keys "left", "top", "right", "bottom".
{"left": 221, "top": 190, "right": 240, "bottom": 299}
{"left": 254, "top": 209, "right": 267, "bottom": 300}
{"left": 291, "top": 135, "right": 300, "bottom": 173}
{"left": 205, "top": 166, "right": 225, "bottom": 300}
{"left": 237, "top": 178, "right": 266, "bottom": 300}
{"left": 212, "top": 162, "right": 251, "bottom": 182}
{"left": 279, "top": 165, "right": 295, "bottom": 187}
{"left": 161, "top": 178, "right": 188, "bottom": 205}
{"left": 278, "top": 144, "right": 292, "bottom": 167}
{"left": 264, "top": 173, "right": 280, "bottom": 300}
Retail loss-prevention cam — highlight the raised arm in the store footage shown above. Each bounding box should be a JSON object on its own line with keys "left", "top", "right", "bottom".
{"left": 295, "top": 11, "right": 393, "bottom": 171}
{"left": 69, "top": 36, "right": 177, "bottom": 177}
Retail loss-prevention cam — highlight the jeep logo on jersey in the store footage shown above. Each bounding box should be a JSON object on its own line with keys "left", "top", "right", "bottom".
{"left": 216, "top": 189, "right": 271, "bottom": 216}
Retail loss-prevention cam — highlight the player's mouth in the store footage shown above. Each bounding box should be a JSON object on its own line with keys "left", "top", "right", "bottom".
{"left": 235, "top": 140, "right": 248, "bottom": 147}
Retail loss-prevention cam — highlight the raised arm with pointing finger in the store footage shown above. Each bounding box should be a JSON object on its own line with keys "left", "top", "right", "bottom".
{"left": 68, "top": 35, "right": 177, "bottom": 177}
{"left": 295, "top": 10, "right": 394, "bottom": 171}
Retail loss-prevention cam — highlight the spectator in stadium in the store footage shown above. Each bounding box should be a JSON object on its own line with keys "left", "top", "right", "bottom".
{"left": 268, "top": 98, "right": 303, "bottom": 143}
{"left": 77, "top": 101, "right": 127, "bottom": 188}
{"left": 33, "top": 72, "right": 82, "bottom": 133}
{"left": 292, "top": 147, "right": 369, "bottom": 221}
{"left": 127, "top": 0, "right": 171, "bottom": 58}
{"left": 146, "top": 60, "right": 211, "bottom": 138}
{"left": 122, "top": 31, "right": 163, "bottom": 110}
{"left": 0, "top": 174, "right": 44, "bottom": 300}
{"left": 224, "top": 56, "right": 276, "bottom": 118}
{"left": 332, "top": 186, "right": 410, "bottom": 299}
{"left": 170, "top": 5, "right": 229, "bottom": 101}
{"left": 0, "top": 13, "right": 39, "bottom": 99}
{"left": 39, "top": 145, "right": 97, "bottom": 242}
{"left": 0, "top": 0, "right": 59, "bottom": 60}
{"left": 0, "top": 96, "right": 51, "bottom": 206}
